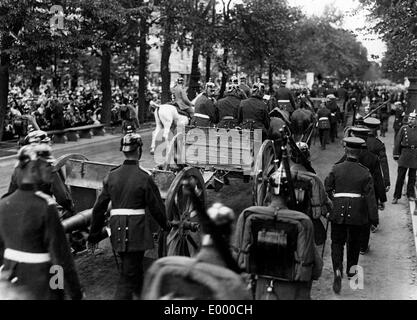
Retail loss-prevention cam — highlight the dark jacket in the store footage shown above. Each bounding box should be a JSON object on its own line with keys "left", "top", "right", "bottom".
{"left": 89, "top": 160, "right": 169, "bottom": 253}
{"left": 194, "top": 93, "right": 218, "bottom": 124}
{"left": 393, "top": 124, "right": 417, "bottom": 169}
{"left": 325, "top": 158, "right": 378, "bottom": 226}
{"left": 215, "top": 94, "right": 240, "bottom": 120}
{"left": 0, "top": 185, "right": 82, "bottom": 300}
{"left": 337, "top": 150, "right": 386, "bottom": 203}
{"left": 274, "top": 87, "right": 296, "bottom": 112}
{"left": 238, "top": 97, "right": 270, "bottom": 131}
{"left": 367, "top": 135, "right": 390, "bottom": 187}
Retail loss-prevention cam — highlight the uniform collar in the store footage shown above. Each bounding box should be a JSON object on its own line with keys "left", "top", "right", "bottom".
{"left": 346, "top": 157, "right": 359, "bottom": 162}
{"left": 19, "top": 184, "right": 37, "bottom": 191}
{"left": 123, "top": 159, "right": 139, "bottom": 165}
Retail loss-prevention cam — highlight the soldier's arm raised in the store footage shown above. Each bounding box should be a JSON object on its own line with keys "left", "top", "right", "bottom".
{"left": 88, "top": 176, "right": 111, "bottom": 243}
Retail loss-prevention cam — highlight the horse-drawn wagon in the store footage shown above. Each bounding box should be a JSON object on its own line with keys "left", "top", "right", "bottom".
{"left": 56, "top": 125, "right": 279, "bottom": 259}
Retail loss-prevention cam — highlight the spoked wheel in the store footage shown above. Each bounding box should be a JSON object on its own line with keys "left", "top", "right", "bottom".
{"left": 163, "top": 167, "right": 207, "bottom": 257}
{"left": 253, "top": 140, "right": 276, "bottom": 206}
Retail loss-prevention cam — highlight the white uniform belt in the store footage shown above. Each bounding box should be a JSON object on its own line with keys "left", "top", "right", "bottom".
{"left": 319, "top": 117, "right": 329, "bottom": 121}
{"left": 110, "top": 209, "right": 146, "bottom": 216}
{"left": 4, "top": 248, "right": 51, "bottom": 264}
{"left": 278, "top": 100, "right": 290, "bottom": 103}
{"left": 194, "top": 113, "right": 210, "bottom": 119}
{"left": 334, "top": 193, "right": 362, "bottom": 198}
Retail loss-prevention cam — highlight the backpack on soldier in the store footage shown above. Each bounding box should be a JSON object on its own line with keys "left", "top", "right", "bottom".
{"left": 142, "top": 256, "right": 251, "bottom": 300}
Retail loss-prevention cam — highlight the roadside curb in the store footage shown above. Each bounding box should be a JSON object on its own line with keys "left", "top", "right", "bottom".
{"left": 0, "top": 125, "right": 155, "bottom": 163}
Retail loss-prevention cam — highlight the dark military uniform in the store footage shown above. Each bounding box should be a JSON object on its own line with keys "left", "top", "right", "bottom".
{"left": 393, "top": 108, "right": 404, "bottom": 138}
{"left": 88, "top": 160, "right": 169, "bottom": 299}
{"left": 215, "top": 94, "right": 240, "bottom": 129}
{"left": 325, "top": 157, "right": 378, "bottom": 277}
{"left": 317, "top": 106, "right": 331, "bottom": 149}
{"left": 274, "top": 86, "right": 296, "bottom": 114}
{"left": 238, "top": 97, "right": 270, "bottom": 140}
{"left": 0, "top": 186, "right": 82, "bottom": 300}
{"left": 326, "top": 99, "right": 339, "bottom": 142}
{"left": 393, "top": 123, "right": 417, "bottom": 200}
{"left": 367, "top": 135, "right": 390, "bottom": 190}
{"left": 191, "top": 93, "right": 218, "bottom": 127}
{"left": 239, "top": 83, "right": 251, "bottom": 99}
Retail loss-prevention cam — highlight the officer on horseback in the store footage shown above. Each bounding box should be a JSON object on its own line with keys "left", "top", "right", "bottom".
{"left": 238, "top": 82, "right": 270, "bottom": 141}
{"left": 172, "top": 77, "right": 194, "bottom": 118}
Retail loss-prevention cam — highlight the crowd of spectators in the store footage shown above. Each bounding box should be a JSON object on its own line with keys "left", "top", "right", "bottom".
{"left": 2, "top": 83, "right": 156, "bottom": 141}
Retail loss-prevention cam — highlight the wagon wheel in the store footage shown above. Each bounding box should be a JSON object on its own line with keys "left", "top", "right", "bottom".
{"left": 253, "top": 140, "right": 276, "bottom": 206}
{"left": 162, "top": 167, "right": 207, "bottom": 257}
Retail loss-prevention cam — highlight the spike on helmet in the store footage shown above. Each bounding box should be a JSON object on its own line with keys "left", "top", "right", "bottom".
{"left": 120, "top": 132, "right": 143, "bottom": 152}
{"left": 251, "top": 82, "right": 265, "bottom": 98}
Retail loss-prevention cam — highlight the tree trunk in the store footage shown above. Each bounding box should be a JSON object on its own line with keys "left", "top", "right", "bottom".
{"left": 188, "top": 44, "right": 201, "bottom": 101}
{"left": 205, "top": 50, "right": 211, "bottom": 82}
{"left": 219, "top": 47, "right": 229, "bottom": 99}
{"left": 268, "top": 63, "right": 274, "bottom": 94}
{"left": 138, "top": 14, "right": 149, "bottom": 124}
{"left": 161, "top": 30, "right": 172, "bottom": 104}
{"left": 100, "top": 44, "right": 112, "bottom": 125}
{"left": 0, "top": 53, "right": 9, "bottom": 142}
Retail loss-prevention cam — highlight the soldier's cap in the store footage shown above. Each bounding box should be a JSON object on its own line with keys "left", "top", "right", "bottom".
{"left": 281, "top": 77, "right": 287, "bottom": 84}
{"left": 363, "top": 117, "right": 381, "bottom": 128}
{"left": 326, "top": 94, "right": 336, "bottom": 100}
{"left": 17, "top": 144, "right": 55, "bottom": 168}
{"left": 207, "top": 203, "right": 235, "bottom": 226}
{"left": 343, "top": 137, "right": 365, "bottom": 149}
{"left": 350, "top": 126, "right": 370, "bottom": 135}
{"left": 120, "top": 132, "right": 143, "bottom": 152}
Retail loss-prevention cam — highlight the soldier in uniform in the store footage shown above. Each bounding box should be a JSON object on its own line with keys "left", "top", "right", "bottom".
{"left": 215, "top": 83, "right": 241, "bottom": 129}
{"left": 274, "top": 77, "right": 296, "bottom": 114}
{"left": 393, "top": 101, "right": 405, "bottom": 139}
{"left": 191, "top": 82, "right": 218, "bottom": 127}
{"left": 87, "top": 130, "right": 170, "bottom": 300}
{"left": 238, "top": 82, "right": 270, "bottom": 141}
{"left": 393, "top": 110, "right": 417, "bottom": 204}
{"left": 317, "top": 101, "right": 332, "bottom": 150}
{"left": 363, "top": 118, "right": 390, "bottom": 210}
{"left": 172, "top": 77, "right": 194, "bottom": 118}
{"left": 326, "top": 94, "right": 339, "bottom": 142}
{"left": 325, "top": 137, "right": 378, "bottom": 294}
{"left": 346, "top": 127, "right": 385, "bottom": 253}
{"left": 239, "top": 75, "right": 251, "bottom": 99}
{"left": 0, "top": 144, "right": 83, "bottom": 300}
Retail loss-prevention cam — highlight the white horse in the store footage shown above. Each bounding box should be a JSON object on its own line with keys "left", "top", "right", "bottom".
{"left": 150, "top": 102, "right": 192, "bottom": 155}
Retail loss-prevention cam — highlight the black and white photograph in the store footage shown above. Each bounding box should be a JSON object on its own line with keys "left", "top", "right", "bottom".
{"left": 0, "top": 0, "right": 417, "bottom": 304}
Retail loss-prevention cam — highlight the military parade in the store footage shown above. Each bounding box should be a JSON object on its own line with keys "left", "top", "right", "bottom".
{"left": 1, "top": 0, "right": 417, "bottom": 304}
